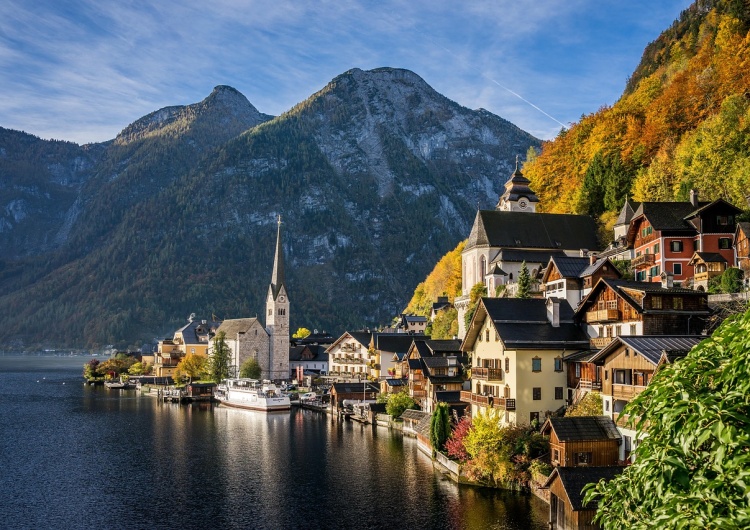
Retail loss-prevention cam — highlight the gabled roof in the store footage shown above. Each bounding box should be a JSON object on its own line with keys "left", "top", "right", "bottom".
{"left": 462, "top": 298, "right": 589, "bottom": 351}
{"left": 589, "top": 335, "right": 704, "bottom": 365}
{"left": 688, "top": 252, "right": 728, "bottom": 265}
{"left": 543, "top": 467, "right": 624, "bottom": 511}
{"left": 577, "top": 278, "right": 708, "bottom": 317}
{"left": 400, "top": 409, "right": 428, "bottom": 422}
{"left": 216, "top": 318, "right": 263, "bottom": 339}
{"left": 547, "top": 256, "right": 590, "bottom": 278}
{"left": 541, "top": 416, "right": 621, "bottom": 442}
{"left": 465, "top": 210, "right": 599, "bottom": 251}
{"left": 737, "top": 221, "right": 750, "bottom": 240}
{"left": 578, "top": 257, "right": 621, "bottom": 279}
{"left": 326, "top": 331, "right": 372, "bottom": 352}
{"left": 684, "top": 198, "right": 743, "bottom": 220}
{"left": 374, "top": 333, "right": 418, "bottom": 353}
{"left": 632, "top": 201, "right": 706, "bottom": 232}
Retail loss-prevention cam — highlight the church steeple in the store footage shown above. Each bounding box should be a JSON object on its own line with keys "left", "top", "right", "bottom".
{"left": 497, "top": 156, "right": 539, "bottom": 212}
{"left": 270, "top": 215, "right": 285, "bottom": 300}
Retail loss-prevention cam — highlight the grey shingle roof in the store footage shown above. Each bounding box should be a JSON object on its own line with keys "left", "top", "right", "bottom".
{"left": 549, "top": 256, "right": 590, "bottom": 278}
{"left": 690, "top": 252, "right": 727, "bottom": 264}
{"left": 466, "top": 210, "right": 599, "bottom": 251}
{"left": 543, "top": 416, "right": 621, "bottom": 442}
{"left": 544, "top": 467, "right": 624, "bottom": 511}
{"left": 494, "top": 323, "right": 590, "bottom": 349}
{"left": 217, "top": 318, "right": 264, "bottom": 338}
{"left": 578, "top": 258, "right": 620, "bottom": 279}
{"left": 400, "top": 409, "right": 428, "bottom": 422}
{"left": 590, "top": 335, "right": 704, "bottom": 365}
{"left": 375, "top": 334, "right": 417, "bottom": 353}
{"left": 633, "top": 201, "right": 706, "bottom": 232}
{"left": 614, "top": 198, "right": 639, "bottom": 227}
{"left": 483, "top": 297, "right": 576, "bottom": 323}
{"left": 332, "top": 382, "right": 379, "bottom": 394}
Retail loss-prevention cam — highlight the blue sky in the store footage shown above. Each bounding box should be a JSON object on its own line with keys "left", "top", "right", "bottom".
{"left": 0, "top": 0, "right": 693, "bottom": 144}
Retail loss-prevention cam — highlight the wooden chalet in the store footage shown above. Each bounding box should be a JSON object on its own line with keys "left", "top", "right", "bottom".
{"left": 544, "top": 466, "right": 623, "bottom": 530}
{"left": 541, "top": 416, "right": 621, "bottom": 467}
{"left": 578, "top": 277, "right": 709, "bottom": 348}
{"left": 542, "top": 256, "right": 621, "bottom": 309}
{"left": 404, "top": 339, "right": 466, "bottom": 413}
{"left": 688, "top": 252, "right": 728, "bottom": 291}
{"left": 588, "top": 335, "right": 703, "bottom": 461}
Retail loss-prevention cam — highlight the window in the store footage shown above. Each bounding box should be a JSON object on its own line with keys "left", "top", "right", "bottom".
{"left": 555, "top": 387, "right": 563, "bottom": 400}
{"left": 630, "top": 324, "right": 637, "bottom": 335}
{"left": 505, "top": 358, "right": 510, "bottom": 372}
{"left": 654, "top": 243, "right": 660, "bottom": 254}
{"left": 652, "top": 296, "right": 662, "bottom": 309}
{"left": 575, "top": 363, "right": 581, "bottom": 378}
{"left": 719, "top": 238, "right": 732, "bottom": 250}
{"left": 533, "top": 388, "right": 541, "bottom": 400}
{"left": 673, "top": 297, "right": 683, "bottom": 310}
{"left": 671, "top": 240, "right": 683, "bottom": 253}
{"left": 554, "top": 357, "right": 563, "bottom": 372}
{"left": 486, "top": 330, "right": 490, "bottom": 342}
{"left": 553, "top": 449, "right": 560, "bottom": 463}
{"left": 673, "top": 263, "right": 682, "bottom": 275}
{"left": 717, "top": 215, "right": 728, "bottom": 226}
{"left": 530, "top": 412, "right": 540, "bottom": 423}
{"left": 605, "top": 399, "right": 610, "bottom": 412}
{"left": 190, "top": 348, "right": 195, "bottom": 354}
{"left": 575, "top": 452, "right": 592, "bottom": 465}
{"left": 532, "top": 357, "right": 542, "bottom": 372}
{"left": 694, "top": 239, "right": 700, "bottom": 251}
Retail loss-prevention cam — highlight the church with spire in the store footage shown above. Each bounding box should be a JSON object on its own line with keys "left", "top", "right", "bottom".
{"left": 214, "top": 216, "right": 290, "bottom": 380}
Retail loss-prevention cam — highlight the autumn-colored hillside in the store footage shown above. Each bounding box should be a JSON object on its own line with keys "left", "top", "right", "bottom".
{"left": 524, "top": 0, "right": 750, "bottom": 240}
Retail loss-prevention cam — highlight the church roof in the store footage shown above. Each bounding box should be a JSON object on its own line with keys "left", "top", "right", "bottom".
{"left": 614, "top": 198, "right": 639, "bottom": 227}
{"left": 465, "top": 210, "right": 599, "bottom": 251}
{"left": 217, "top": 318, "right": 266, "bottom": 337}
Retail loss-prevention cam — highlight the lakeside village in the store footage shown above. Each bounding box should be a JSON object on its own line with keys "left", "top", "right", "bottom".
{"left": 83, "top": 166, "right": 750, "bottom": 530}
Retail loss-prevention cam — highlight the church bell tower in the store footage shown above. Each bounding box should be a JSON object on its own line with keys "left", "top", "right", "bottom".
{"left": 266, "top": 216, "right": 290, "bottom": 380}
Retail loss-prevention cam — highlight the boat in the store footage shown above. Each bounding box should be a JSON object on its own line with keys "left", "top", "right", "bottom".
{"left": 104, "top": 378, "right": 135, "bottom": 390}
{"left": 215, "top": 379, "right": 291, "bottom": 412}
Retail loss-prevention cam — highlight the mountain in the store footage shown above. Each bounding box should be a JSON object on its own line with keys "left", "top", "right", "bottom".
{"left": 0, "top": 68, "right": 539, "bottom": 350}
{"left": 523, "top": 0, "right": 750, "bottom": 237}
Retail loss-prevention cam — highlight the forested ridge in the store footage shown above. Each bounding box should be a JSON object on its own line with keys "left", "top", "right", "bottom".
{"left": 524, "top": 0, "right": 750, "bottom": 239}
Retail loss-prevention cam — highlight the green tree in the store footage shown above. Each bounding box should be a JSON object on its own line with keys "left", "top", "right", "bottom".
{"left": 585, "top": 308, "right": 750, "bottom": 529}
{"left": 128, "top": 361, "right": 146, "bottom": 376}
{"left": 720, "top": 267, "right": 744, "bottom": 293}
{"left": 565, "top": 391, "right": 603, "bottom": 416}
{"left": 239, "top": 357, "right": 262, "bottom": 379}
{"left": 431, "top": 307, "right": 458, "bottom": 339}
{"left": 173, "top": 354, "right": 207, "bottom": 384}
{"left": 464, "top": 283, "right": 487, "bottom": 329}
{"left": 386, "top": 391, "right": 417, "bottom": 418}
{"left": 430, "top": 402, "right": 451, "bottom": 455}
{"left": 83, "top": 358, "right": 100, "bottom": 380}
{"left": 209, "top": 331, "right": 231, "bottom": 383}
{"left": 293, "top": 327, "right": 311, "bottom": 339}
{"left": 516, "top": 261, "right": 531, "bottom": 299}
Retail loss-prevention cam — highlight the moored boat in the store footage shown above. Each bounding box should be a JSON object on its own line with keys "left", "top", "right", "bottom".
{"left": 215, "top": 378, "right": 291, "bottom": 411}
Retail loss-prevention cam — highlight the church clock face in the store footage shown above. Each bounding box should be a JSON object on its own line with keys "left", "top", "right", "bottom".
{"left": 518, "top": 199, "right": 528, "bottom": 210}
{"left": 279, "top": 296, "right": 286, "bottom": 302}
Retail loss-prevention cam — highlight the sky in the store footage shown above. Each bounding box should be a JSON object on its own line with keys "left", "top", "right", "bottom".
{"left": 0, "top": 0, "right": 694, "bottom": 144}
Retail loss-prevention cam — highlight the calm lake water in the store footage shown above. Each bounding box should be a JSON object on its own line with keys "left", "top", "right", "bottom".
{"left": 0, "top": 356, "right": 548, "bottom": 529}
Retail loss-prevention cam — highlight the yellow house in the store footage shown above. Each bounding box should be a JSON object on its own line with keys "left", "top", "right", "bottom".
{"left": 153, "top": 317, "right": 221, "bottom": 377}
{"left": 461, "top": 298, "right": 590, "bottom": 426}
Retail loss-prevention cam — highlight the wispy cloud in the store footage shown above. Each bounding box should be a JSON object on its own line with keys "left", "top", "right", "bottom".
{"left": 0, "top": 0, "right": 692, "bottom": 143}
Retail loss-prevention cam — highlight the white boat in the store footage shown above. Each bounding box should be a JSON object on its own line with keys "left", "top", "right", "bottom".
{"left": 215, "top": 379, "right": 291, "bottom": 412}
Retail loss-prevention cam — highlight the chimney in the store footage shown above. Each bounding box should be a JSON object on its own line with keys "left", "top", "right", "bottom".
{"left": 590, "top": 254, "right": 597, "bottom": 266}
{"left": 547, "top": 298, "right": 560, "bottom": 327}
{"left": 661, "top": 272, "right": 674, "bottom": 289}
{"left": 690, "top": 189, "right": 699, "bottom": 207}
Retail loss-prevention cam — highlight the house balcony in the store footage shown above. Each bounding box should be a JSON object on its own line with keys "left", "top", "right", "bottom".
{"left": 412, "top": 390, "right": 427, "bottom": 398}
{"left": 579, "top": 379, "right": 602, "bottom": 391}
{"left": 585, "top": 309, "right": 621, "bottom": 323}
{"left": 590, "top": 337, "right": 614, "bottom": 349}
{"left": 632, "top": 254, "right": 656, "bottom": 268}
{"left": 473, "top": 367, "right": 504, "bottom": 381}
{"left": 612, "top": 384, "right": 646, "bottom": 400}
{"left": 460, "top": 391, "right": 515, "bottom": 410}
{"left": 612, "top": 412, "right": 637, "bottom": 429}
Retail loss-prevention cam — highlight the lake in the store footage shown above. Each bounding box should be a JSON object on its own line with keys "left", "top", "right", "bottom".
{"left": 0, "top": 355, "right": 548, "bottom": 529}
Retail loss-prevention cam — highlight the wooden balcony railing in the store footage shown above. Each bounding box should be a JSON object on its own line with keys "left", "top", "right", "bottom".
{"left": 473, "top": 367, "right": 503, "bottom": 381}
{"left": 632, "top": 254, "right": 656, "bottom": 268}
{"left": 590, "top": 337, "right": 614, "bottom": 349}
{"left": 460, "top": 391, "right": 516, "bottom": 410}
{"left": 585, "top": 309, "right": 621, "bottom": 323}
{"left": 579, "top": 379, "right": 602, "bottom": 391}
{"left": 612, "top": 384, "right": 646, "bottom": 400}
